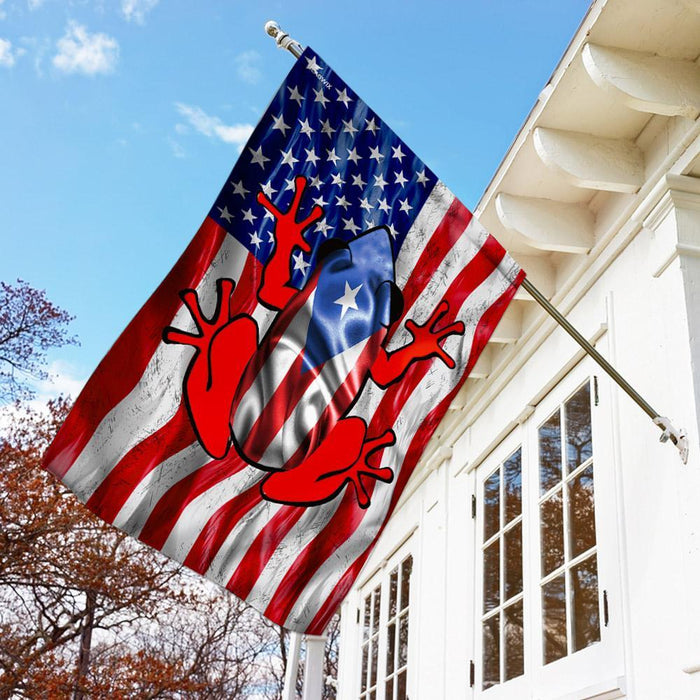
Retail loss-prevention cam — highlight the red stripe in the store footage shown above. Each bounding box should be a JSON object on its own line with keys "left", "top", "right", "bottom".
{"left": 182, "top": 484, "right": 263, "bottom": 573}
{"left": 398, "top": 197, "right": 471, "bottom": 311}
{"left": 43, "top": 217, "right": 229, "bottom": 479}
{"left": 225, "top": 505, "right": 306, "bottom": 598}
{"left": 264, "top": 244, "right": 517, "bottom": 626}
{"left": 305, "top": 269, "right": 525, "bottom": 635}
{"left": 138, "top": 450, "right": 249, "bottom": 551}
{"left": 85, "top": 402, "right": 196, "bottom": 523}
{"left": 229, "top": 252, "right": 263, "bottom": 317}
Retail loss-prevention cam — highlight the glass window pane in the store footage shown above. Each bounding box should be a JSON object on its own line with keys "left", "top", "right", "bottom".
{"left": 483, "top": 539, "right": 500, "bottom": 613}
{"left": 568, "top": 464, "right": 596, "bottom": 558}
{"left": 482, "top": 613, "right": 500, "bottom": 690}
{"left": 398, "top": 613, "right": 409, "bottom": 667}
{"left": 389, "top": 568, "right": 398, "bottom": 619}
{"left": 571, "top": 555, "right": 601, "bottom": 652}
{"left": 542, "top": 574, "right": 567, "bottom": 665}
{"left": 400, "top": 556, "right": 412, "bottom": 611}
{"left": 372, "top": 586, "right": 380, "bottom": 635}
{"left": 540, "top": 490, "right": 564, "bottom": 576}
{"left": 385, "top": 678, "right": 394, "bottom": 700}
{"left": 386, "top": 622, "right": 396, "bottom": 676}
{"left": 504, "top": 522, "right": 523, "bottom": 600}
{"left": 484, "top": 469, "right": 501, "bottom": 540}
{"left": 566, "top": 383, "right": 592, "bottom": 472}
{"left": 504, "top": 600, "right": 524, "bottom": 681}
{"left": 369, "top": 691, "right": 376, "bottom": 700}
{"left": 397, "top": 670, "right": 407, "bottom": 700}
{"left": 361, "top": 643, "right": 368, "bottom": 691}
{"left": 370, "top": 637, "right": 378, "bottom": 687}
{"left": 363, "top": 597, "right": 371, "bottom": 641}
{"left": 504, "top": 448, "right": 522, "bottom": 523}
{"left": 539, "top": 411, "right": 562, "bottom": 494}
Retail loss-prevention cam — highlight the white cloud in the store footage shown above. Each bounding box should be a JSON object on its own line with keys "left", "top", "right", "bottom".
{"left": 234, "top": 49, "right": 262, "bottom": 85}
{"left": 53, "top": 21, "right": 119, "bottom": 76}
{"left": 27, "top": 0, "right": 45, "bottom": 9}
{"left": 121, "top": 0, "right": 159, "bottom": 24}
{"left": 175, "top": 102, "right": 254, "bottom": 150}
{"left": 0, "top": 38, "right": 18, "bottom": 67}
{"left": 168, "top": 136, "right": 186, "bottom": 159}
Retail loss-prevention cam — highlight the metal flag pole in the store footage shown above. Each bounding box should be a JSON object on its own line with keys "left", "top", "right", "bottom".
{"left": 262, "top": 22, "right": 688, "bottom": 464}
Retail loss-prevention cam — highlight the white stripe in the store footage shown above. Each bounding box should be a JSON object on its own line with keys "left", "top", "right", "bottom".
{"left": 204, "top": 499, "right": 285, "bottom": 587}
{"left": 62, "top": 234, "right": 249, "bottom": 502}
{"left": 111, "top": 441, "right": 209, "bottom": 535}
{"left": 283, "top": 253, "right": 521, "bottom": 630}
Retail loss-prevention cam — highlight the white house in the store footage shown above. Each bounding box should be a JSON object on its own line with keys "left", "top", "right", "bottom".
{"left": 335, "top": 0, "right": 700, "bottom": 697}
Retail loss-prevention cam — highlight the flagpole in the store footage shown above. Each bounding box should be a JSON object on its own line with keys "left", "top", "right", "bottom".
{"left": 261, "top": 23, "right": 688, "bottom": 465}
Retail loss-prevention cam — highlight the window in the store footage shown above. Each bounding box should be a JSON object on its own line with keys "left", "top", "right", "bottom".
{"left": 474, "top": 371, "right": 623, "bottom": 696}
{"left": 359, "top": 553, "right": 413, "bottom": 700}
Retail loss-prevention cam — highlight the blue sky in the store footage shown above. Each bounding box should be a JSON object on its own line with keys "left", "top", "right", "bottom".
{"left": 0, "top": 0, "right": 591, "bottom": 397}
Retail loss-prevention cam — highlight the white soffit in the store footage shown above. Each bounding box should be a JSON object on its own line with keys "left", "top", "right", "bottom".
{"left": 583, "top": 43, "right": 700, "bottom": 118}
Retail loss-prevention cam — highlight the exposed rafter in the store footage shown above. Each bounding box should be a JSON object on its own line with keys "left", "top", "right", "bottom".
{"left": 512, "top": 255, "right": 555, "bottom": 301}
{"left": 533, "top": 127, "right": 644, "bottom": 193}
{"left": 489, "top": 305, "right": 522, "bottom": 344}
{"left": 582, "top": 43, "right": 700, "bottom": 118}
{"left": 495, "top": 193, "right": 594, "bottom": 254}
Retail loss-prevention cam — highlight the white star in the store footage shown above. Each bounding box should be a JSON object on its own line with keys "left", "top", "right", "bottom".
{"left": 249, "top": 230, "right": 263, "bottom": 248}
{"left": 280, "top": 148, "right": 299, "bottom": 168}
{"left": 336, "top": 194, "right": 351, "bottom": 210}
{"left": 342, "top": 119, "right": 358, "bottom": 136}
{"left": 320, "top": 119, "right": 335, "bottom": 137}
{"left": 399, "top": 198, "right": 413, "bottom": 214}
{"left": 313, "top": 194, "right": 329, "bottom": 208}
{"left": 394, "top": 170, "right": 408, "bottom": 187}
{"left": 306, "top": 55, "right": 321, "bottom": 73}
{"left": 365, "top": 117, "right": 379, "bottom": 134}
{"left": 309, "top": 175, "right": 323, "bottom": 190}
{"left": 387, "top": 223, "right": 399, "bottom": 239}
{"left": 313, "top": 87, "right": 329, "bottom": 107}
{"left": 299, "top": 118, "right": 315, "bottom": 137}
{"left": 287, "top": 85, "right": 304, "bottom": 106}
{"left": 336, "top": 87, "right": 352, "bottom": 107}
{"left": 272, "top": 113, "right": 290, "bottom": 136}
{"left": 347, "top": 147, "right": 362, "bottom": 165}
{"left": 264, "top": 210, "right": 275, "bottom": 221}
{"left": 326, "top": 147, "right": 341, "bottom": 166}
{"left": 249, "top": 145, "right": 269, "bottom": 169}
{"left": 377, "top": 198, "right": 391, "bottom": 213}
{"left": 305, "top": 147, "right": 320, "bottom": 166}
{"left": 284, "top": 178, "right": 296, "bottom": 192}
{"left": 292, "top": 250, "right": 311, "bottom": 275}
{"left": 331, "top": 172, "right": 345, "bottom": 187}
{"left": 369, "top": 146, "right": 385, "bottom": 163}
{"left": 315, "top": 219, "right": 332, "bottom": 237}
{"left": 342, "top": 217, "right": 360, "bottom": 235}
{"left": 268, "top": 230, "right": 275, "bottom": 243}
{"left": 261, "top": 181, "right": 277, "bottom": 198}
{"left": 242, "top": 208, "right": 257, "bottom": 224}
{"left": 373, "top": 173, "right": 388, "bottom": 190}
{"left": 416, "top": 169, "right": 429, "bottom": 186}
{"left": 334, "top": 280, "right": 363, "bottom": 318}
{"left": 351, "top": 173, "right": 366, "bottom": 188}
{"left": 231, "top": 180, "right": 249, "bottom": 198}
{"left": 359, "top": 197, "right": 372, "bottom": 213}
{"left": 391, "top": 144, "right": 406, "bottom": 161}
{"left": 217, "top": 205, "right": 234, "bottom": 223}
{"left": 365, "top": 217, "right": 377, "bottom": 228}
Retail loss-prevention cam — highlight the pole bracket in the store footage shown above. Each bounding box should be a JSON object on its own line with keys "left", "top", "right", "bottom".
{"left": 653, "top": 415, "right": 689, "bottom": 464}
{"left": 265, "top": 21, "right": 303, "bottom": 59}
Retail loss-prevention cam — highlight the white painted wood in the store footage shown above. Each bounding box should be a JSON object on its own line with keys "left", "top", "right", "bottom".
{"left": 302, "top": 635, "right": 327, "bottom": 700}
{"left": 533, "top": 127, "right": 644, "bottom": 193}
{"left": 489, "top": 305, "right": 521, "bottom": 344}
{"left": 282, "top": 632, "right": 303, "bottom": 700}
{"left": 495, "top": 193, "right": 594, "bottom": 254}
{"left": 470, "top": 346, "right": 492, "bottom": 379}
{"left": 583, "top": 43, "right": 700, "bottom": 118}
{"left": 512, "top": 255, "right": 555, "bottom": 301}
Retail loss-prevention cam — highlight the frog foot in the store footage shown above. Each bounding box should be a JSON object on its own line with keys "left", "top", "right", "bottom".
{"left": 345, "top": 429, "right": 396, "bottom": 508}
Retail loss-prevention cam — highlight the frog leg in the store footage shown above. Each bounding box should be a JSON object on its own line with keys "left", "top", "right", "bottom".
{"left": 260, "top": 417, "right": 395, "bottom": 508}
{"left": 370, "top": 300, "right": 465, "bottom": 388}
{"left": 163, "top": 278, "right": 258, "bottom": 459}
{"left": 255, "top": 175, "right": 324, "bottom": 310}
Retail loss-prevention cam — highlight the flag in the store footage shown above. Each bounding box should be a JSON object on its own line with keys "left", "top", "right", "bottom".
{"left": 43, "top": 48, "right": 525, "bottom": 633}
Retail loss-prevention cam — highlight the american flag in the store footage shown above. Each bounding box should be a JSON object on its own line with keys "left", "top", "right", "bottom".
{"left": 43, "top": 48, "right": 525, "bottom": 633}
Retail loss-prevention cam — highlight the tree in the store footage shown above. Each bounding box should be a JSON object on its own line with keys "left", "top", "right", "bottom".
{"left": 0, "top": 279, "right": 77, "bottom": 403}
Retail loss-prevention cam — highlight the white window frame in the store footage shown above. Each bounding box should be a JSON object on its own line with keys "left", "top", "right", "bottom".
{"left": 473, "top": 363, "right": 624, "bottom": 698}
